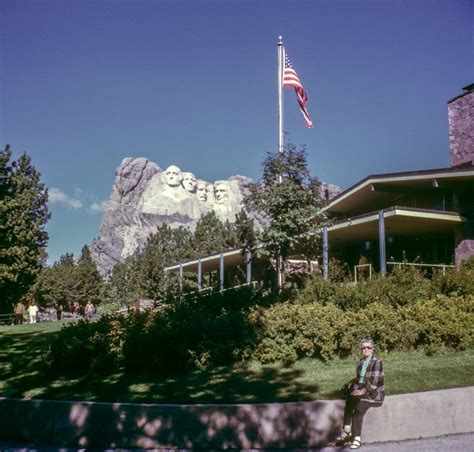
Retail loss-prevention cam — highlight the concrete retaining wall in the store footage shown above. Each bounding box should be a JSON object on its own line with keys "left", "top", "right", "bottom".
{"left": 1, "top": 387, "right": 472, "bottom": 449}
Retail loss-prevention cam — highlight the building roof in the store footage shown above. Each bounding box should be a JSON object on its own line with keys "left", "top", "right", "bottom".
{"left": 328, "top": 206, "right": 465, "bottom": 244}
{"left": 325, "top": 165, "right": 474, "bottom": 216}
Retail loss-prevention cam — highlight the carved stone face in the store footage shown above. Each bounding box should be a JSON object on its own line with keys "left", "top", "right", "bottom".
{"left": 164, "top": 165, "right": 182, "bottom": 187}
{"left": 196, "top": 182, "right": 208, "bottom": 202}
{"left": 182, "top": 172, "right": 197, "bottom": 192}
{"left": 214, "top": 183, "right": 229, "bottom": 203}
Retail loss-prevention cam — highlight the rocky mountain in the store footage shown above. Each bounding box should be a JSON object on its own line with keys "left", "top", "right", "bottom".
{"left": 90, "top": 157, "right": 341, "bottom": 275}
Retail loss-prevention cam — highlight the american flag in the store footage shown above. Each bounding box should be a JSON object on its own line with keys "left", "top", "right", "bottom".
{"left": 282, "top": 50, "right": 313, "bottom": 128}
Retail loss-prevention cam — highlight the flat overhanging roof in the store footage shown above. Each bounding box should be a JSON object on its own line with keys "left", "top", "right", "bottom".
{"left": 328, "top": 206, "right": 465, "bottom": 244}
{"left": 326, "top": 166, "right": 474, "bottom": 216}
{"left": 164, "top": 207, "right": 464, "bottom": 273}
{"left": 164, "top": 248, "right": 246, "bottom": 273}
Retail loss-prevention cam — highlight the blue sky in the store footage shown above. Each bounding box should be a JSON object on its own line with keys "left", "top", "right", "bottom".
{"left": 1, "top": 0, "right": 472, "bottom": 264}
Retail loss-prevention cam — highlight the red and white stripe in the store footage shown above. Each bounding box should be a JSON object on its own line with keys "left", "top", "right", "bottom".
{"left": 282, "top": 50, "right": 313, "bottom": 128}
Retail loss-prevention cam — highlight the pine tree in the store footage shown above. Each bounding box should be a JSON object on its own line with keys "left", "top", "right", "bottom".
{"left": 75, "top": 245, "right": 104, "bottom": 307}
{"left": 33, "top": 253, "right": 77, "bottom": 308}
{"left": 234, "top": 209, "right": 258, "bottom": 252}
{"left": 0, "top": 146, "right": 50, "bottom": 311}
{"left": 193, "top": 211, "right": 229, "bottom": 256}
{"left": 137, "top": 224, "right": 194, "bottom": 300}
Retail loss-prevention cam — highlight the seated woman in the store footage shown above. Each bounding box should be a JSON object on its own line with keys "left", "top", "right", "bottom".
{"left": 336, "top": 338, "right": 385, "bottom": 449}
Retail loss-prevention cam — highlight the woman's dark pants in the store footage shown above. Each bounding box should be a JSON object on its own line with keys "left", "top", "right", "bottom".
{"left": 344, "top": 395, "right": 381, "bottom": 437}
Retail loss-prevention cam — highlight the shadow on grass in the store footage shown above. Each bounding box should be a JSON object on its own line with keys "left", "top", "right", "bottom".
{"left": 0, "top": 324, "right": 343, "bottom": 449}
{"left": 0, "top": 323, "right": 322, "bottom": 404}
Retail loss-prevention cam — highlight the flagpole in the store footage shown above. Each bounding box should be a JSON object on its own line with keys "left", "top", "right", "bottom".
{"left": 277, "top": 35, "right": 284, "bottom": 289}
{"left": 277, "top": 36, "right": 284, "bottom": 162}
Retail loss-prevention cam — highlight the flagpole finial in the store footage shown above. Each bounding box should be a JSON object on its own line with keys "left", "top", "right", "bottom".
{"left": 278, "top": 36, "right": 283, "bottom": 46}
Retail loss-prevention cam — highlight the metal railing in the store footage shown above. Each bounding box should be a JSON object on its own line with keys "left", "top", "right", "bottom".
{"left": 354, "top": 261, "right": 456, "bottom": 282}
{"left": 386, "top": 262, "right": 455, "bottom": 274}
{"left": 354, "top": 264, "right": 373, "bottom": 283}
{"left": 0, "top": 313, "right": 15, "bottom": 325}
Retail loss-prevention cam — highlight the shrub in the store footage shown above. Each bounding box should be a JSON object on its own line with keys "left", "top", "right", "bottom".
{"left": 47, "top": 315, "right": 127, "bottom": 372}
{"left": 432, "top": 267, "right": 474, "bottom": 297}
{"left": 121, "top": 287, "right": 259, "bottom": 373}
{"left": 402, "top": 295, "right": 474, "bottom": 353}
{"left": 460, "top": 255, "right": 474, "bottom": 271}
{"left": 296, "top": 266, "right": 432, "bottom": 310}
{"left": 251, "top": 302, "right": 345, "bottom": 363}
{"left": 249, "top": 295, "right": 473, "bottom": 363}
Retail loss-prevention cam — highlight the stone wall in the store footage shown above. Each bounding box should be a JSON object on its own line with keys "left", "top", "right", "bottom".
{"left": 0, "top": 387, "right": 472, "bottom": 448}
{"left": 448, "top": 88, "right": 474, "bottom": 167}
{"left": 455, "top": 239, "right": 474, "bottom": 268}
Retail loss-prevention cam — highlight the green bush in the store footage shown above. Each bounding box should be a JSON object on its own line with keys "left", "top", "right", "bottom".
{"left": 48, "top": 287, "right": 259, "bottom": 375}
{"left": 47, "top": 315, "right": 127, "bottom": 372}
{"left": 250, "top": 302, "right": 344, "bottom": 363}
{"left": 46, "top": 280, "right": 473, "bottom": 375}
{"left": 460, "top": 255, "right": 474, "bottom": 271}
{"left": 432, "top": 266, "right": 474, "bottom": 297}
{"left": 249, "top": 295, "right": 474, "bottom": 363}
{"left": 402, "top": 295, "right": 474, "bottom": 353}
{"left": 297, "top": 267, "right": 433, "bottom": 310}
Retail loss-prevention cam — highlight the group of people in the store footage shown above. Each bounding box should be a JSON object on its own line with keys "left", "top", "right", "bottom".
{"left": 14, "top": 300, "right": 38, "bottom": 324}
{"left": 13, "top": 299, "right": 96, "bottom": 324}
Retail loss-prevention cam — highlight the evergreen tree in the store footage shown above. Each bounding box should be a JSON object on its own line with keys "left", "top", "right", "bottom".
{"left": 0, "top": 146, "right": 50, "bottom": 311}
{"left": 75, "top": 245, "right": 104, "bottom": 307}
{"left": 244, "top": 144, "right": 329, "bottom": 271}
{"left": 137, "top": 225, "right": 194, "bottom": 300}
{"left": 193, "top": 211, "right": 230, "bottom": 255}
{"left": 234, "top": 209, "right": 258, "bottom": 252}
{"left": 107, "top": 255, "right": 142, "bottom": 307}
{"left": 33, "top": 253, "right": 77, "bottom": 308}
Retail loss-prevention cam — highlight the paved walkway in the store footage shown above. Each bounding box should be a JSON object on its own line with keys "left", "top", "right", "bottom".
{"left": 0, "top": 433, "right": 472, "bottom": 451}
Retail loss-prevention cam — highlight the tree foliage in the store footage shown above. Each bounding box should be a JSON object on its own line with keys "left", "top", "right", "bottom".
{"left": 0, "top": 145, "right": 50, "bottom": 311}
{"left": 244, "top": 144, "right": 329, "bottom": 264}
{"left": 192, "top": 211, "right": 238, "bottom": 255}
{"left": 33, "top": 253, "right": 77, "bottom": 308}
{"left": 105, "top": 212, "right": 255, "bottom": 305}
{"left": 33, "top": 247, "right": 105, "bottom": 309}
{"left": 137, "top": 224, "right": 194, "bottom": 300}
{"left": 75, "top": 245, "right": 105, "bottom": 306}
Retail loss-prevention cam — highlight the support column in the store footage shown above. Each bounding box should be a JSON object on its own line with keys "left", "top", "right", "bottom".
{"left": 323, "top": 227, "right": 329, "bottom": 280}
{"left": 198, "top": 258, "right": 202, "bottom": 290}
{"left": 379, "top": 210, "right": 386, "bottom": 276}
{"left": 220, "top": 253, "right": 224, "bottom": 292}
{"left": 246, "top": 249, "right": 252, "bottom": 285}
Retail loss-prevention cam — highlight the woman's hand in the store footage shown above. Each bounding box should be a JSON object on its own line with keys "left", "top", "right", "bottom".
{"left": 351, "top": 389, "right": 364, "bottom": 396}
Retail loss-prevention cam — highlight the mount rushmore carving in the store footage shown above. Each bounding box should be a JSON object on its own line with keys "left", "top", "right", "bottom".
{"left": 90, "top": 157, "right": 341, "bottom": 276}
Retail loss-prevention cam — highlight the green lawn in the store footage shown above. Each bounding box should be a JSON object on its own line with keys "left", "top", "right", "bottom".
{"left": 1, "top": 321, "right": 473, "bottom": 404}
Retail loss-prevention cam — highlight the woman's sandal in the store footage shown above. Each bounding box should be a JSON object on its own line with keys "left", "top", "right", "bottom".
{"left": 350, "top": 438, "right": 362, "bottom": 449}
{"left": 335, "top": 430, "right": 351, "bottom": 445}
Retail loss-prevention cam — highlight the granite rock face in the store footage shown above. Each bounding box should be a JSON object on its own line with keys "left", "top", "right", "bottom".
{"left": 449, "top": 89, "right": 474, "bottom": 167}
{"left": 90, "top": 157, "right": 341, "bottom": 276}
{"left": 90, "top": 158, "right": 258, "bottom": 275}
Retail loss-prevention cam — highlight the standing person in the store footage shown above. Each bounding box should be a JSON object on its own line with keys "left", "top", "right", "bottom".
{"left": 27, "top": 300, "right": 39, "bottom": 324}
{"left": 71, "top": 301, "right": 79, "bottom": 319}
{"left": 85, "top": 300, "right": 95, "bottom": 319}
{"left": 358, "top": 254, "right": 369, "bottom": 280}
{"left": 56, "top": 302, "right": 63, "bottom": 320}
{"left": 336, "top": 338, "right": 385, "bottom": 449}
{"left": 14, "top": 301, "right": 26, "bottom": 325}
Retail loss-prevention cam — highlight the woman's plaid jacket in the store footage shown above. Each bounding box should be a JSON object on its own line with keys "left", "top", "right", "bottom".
{"left": 354, "top": 355, "right": 385, "bottom": 403}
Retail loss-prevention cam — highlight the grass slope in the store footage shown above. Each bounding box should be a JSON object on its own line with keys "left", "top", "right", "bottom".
{"left": 1, "top": 321, "right": 473, "bottom": 404}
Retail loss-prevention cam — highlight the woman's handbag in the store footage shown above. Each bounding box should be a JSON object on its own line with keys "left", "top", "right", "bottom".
{"left": 340, "top": 380, "right": 355, "bottom": 399}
